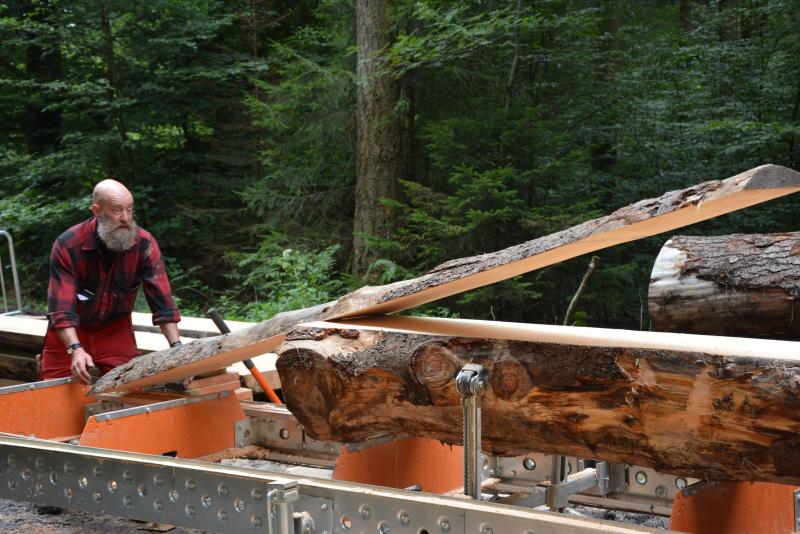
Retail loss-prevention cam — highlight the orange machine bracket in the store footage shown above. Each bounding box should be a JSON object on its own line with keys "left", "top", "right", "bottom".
{"left": 79, "top": 390, "right": 246, "bottom": 458}
{"left": 671, "top": 480, "right": 800, "bottom": 534}
{"left": 0, "top": 378, "right": 94, "bottom": 439}
{"left": 333, "top": 437, "right": 464, "bottom": 494}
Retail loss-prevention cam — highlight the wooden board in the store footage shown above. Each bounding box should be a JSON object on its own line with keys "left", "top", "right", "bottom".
{"left": 649, "top": 233, "right": 800, "bottom": 339}
{"left": 92, "top": 164, "right": 800, "bottom": 393}
{"left": 276, "top": 318, "right": 800, "bottom": 484}
{"left": 0, "top": 314, "right": 193, "bottom": 353}
{"left": 130, "top": 312, "right": 252, "bottom": 338}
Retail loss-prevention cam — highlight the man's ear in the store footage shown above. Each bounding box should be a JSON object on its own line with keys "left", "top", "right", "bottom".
{"left": 91, "top": 203, "right": 100, "bottom": 217}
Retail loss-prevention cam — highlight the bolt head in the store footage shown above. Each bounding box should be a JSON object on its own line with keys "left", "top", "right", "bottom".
{"left": 481, "top": 525, "right": 493, "bottom": 534}
{"left": 439, "top": 517, "right": 451, "bottom": 531}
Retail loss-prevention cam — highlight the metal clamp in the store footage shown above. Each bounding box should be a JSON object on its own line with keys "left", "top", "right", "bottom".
{"left": 267, "top": 479, "right": 300, "bottom": 534}
{"left": 456, "top": 364, "right": 488, "bottom": 500}
{"left": 546, "top": 461, "right": 609, "bottom": 511}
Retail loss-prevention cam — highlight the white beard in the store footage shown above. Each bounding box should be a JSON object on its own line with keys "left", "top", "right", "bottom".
{"left": 97, "top": 217, "right": 138, "bottom": 252}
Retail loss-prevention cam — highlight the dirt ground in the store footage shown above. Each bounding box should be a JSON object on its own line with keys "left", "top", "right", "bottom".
{"left": 0, "top": 498, "right": 208, "bottom": 534}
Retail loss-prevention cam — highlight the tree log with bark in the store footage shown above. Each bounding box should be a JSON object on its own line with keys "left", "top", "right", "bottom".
{"left": 276, "top": 317, "right": 800, "bottom": 484}
{"left": 649, "top": 233, "right": 800, "bottom": 339}
{"left": 92, "top": 165, "right": 800, "bottom": 394}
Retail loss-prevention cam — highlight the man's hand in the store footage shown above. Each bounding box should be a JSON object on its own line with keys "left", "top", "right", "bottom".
{"left": 70, "top": 348, "right": 96, "bottom": 384}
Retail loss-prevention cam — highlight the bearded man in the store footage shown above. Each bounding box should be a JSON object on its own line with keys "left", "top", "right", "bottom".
{"left": 40, "top": 179, "right": 181, "bottom": 384}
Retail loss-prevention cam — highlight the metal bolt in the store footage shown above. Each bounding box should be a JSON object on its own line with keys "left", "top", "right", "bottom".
{"left": 93, "top": 491, "right": 102, "bottom": 502}
{"left": 439, "top": 517, "right": 451, "bottom": 532}
{"left": 169, "top": 489, "right": 180, "bottom": 503}
{"left": 509, "top": 470, "right": 517, "bottom": 477}
{"left": 7, "top": 479, "right": 16, "bottom": 490}
{"left": 635, "top": 471, "right": 648, "bottom": 485}
{"left": 153, "top": 474, "right": 165, "bottom": 488}
{"left": 234, "top": 499, "right": 246, "bottom": 513}
{"left": 218, "top": 483, "right": 229, "bottom": 496}
{"left": 185, "top": 505, "right": 196, "bottom": 517}
{"left": 78, "top": 476, "right": 88, "bottom": 489}
{"left": 252, "top": 488, "right": 263, "bottom": 501}
{"left": 63, "top": 487, "right": 73, "bottom": 499}
{"left": 321, "top": 503, "right": 328, "bottom": 511}
{"left": 20, "top": 468, "right": 31, "bottom": 481}
{"left": 398, "top": 510, "right": 411, "bottom": 525}
{"left": 92, "top": 466, "right": 103, "bottom": 478}
{"left": 63, "top": 461, "right": 74, "bottom": 474}
{"left": 49, "top": 472, "right": 59, "bottom": 485}
{"left": 34, "top": 457, "right": 46, "bottom": 471}
{"left": 481, "top": 524, "right": 494, "bottom": 534}
{"left": 655, "top": 485, "right": 667, "bottom": 498}
{"left": 123, "top": 470, "right": 134, "bottom": 483}
{"left": 137, "top": 484, "right": 148, "bottom": 497}
{"left": 378, "top": 521, "right": 391, "bottom": 534}
{"left": 359, "top": 504, "right": 371, "bottom": 519}
{"left": 675, "top": 478, "right": 687, "bottom": 490}
{"left": 279, "top": 428, "right": 290, "bottom": 439}
{"left": 153, "top": 500, "right": 163, "bottom": 513}
{"left": 218, "top": 510, "right": 228, "bottom": 523}
{"left": 123, "top": 495, "right": 133, "bottom": 507}
{"left": 201, "top": 494, "right": 213, "bottom": 508}
{"left": 251, "top": 515, "right": 262, "bottom": 527}
{"left": 185, "top": 478, "right": 196, "bottom": 491}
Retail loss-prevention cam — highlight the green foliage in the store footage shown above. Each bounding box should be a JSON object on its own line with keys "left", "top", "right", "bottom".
{"left": 2, "top": 0, "right": 799, "bottom": 328}
{"left": 222, "top": 238, "right": 346, "bottom": 321}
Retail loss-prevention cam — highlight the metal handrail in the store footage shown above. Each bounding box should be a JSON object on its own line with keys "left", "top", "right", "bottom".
{"left": 0, "top": 230, "right": 22, "bottom": 315}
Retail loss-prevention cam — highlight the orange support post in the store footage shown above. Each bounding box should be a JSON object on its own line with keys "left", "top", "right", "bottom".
{"left": 333, "top": 437, "right": 464, "bottom": 494}
{"left": 79, "top": 391, "right": 246, "bottom": 458}
{"left": 671, "top": 481, "right": 800, "bottom": 534}
{"left": 0, "top": 378, "right": 93, "bottom": 439}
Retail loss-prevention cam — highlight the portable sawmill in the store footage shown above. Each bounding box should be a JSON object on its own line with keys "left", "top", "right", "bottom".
{"left": 0, "top": 164, "right": 799, "bottom": 534}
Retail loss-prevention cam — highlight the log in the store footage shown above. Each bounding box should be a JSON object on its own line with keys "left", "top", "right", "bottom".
{"left": 275, "top": 316, "right": 800, "bottom": 484}
{"left": 93, "top": 164, "right": 800, "bottom": 393}
{"left": 649, "top": 233, "right": 800, "bottom": 339}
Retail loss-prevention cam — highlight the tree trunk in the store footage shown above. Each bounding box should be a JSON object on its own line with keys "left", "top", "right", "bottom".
{"left": 275, "top": 320, "right": 800, "bottom": 484}
{"left": 649, "top": 233, "right": 800, "bottom": 339}
{"left": 92, "top": 165, "right": 800, "bottom": 394}
{"left": 353, "top": 0, "right": 401, "bottom": 277}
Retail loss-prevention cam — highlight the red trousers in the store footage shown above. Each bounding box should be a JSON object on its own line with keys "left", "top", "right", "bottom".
{"left": 40, "top": 315, "right": 139, "bottom": 379}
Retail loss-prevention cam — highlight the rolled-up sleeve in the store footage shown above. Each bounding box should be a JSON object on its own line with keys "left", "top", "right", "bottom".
{"left": 47, "top": 239, "right": 79, "bottom": 329}
{"left": 141, "top": 237, "right": 181, "bottom": 325}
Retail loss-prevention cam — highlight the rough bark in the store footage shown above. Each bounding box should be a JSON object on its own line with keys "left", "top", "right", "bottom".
{"left": 649, "top": 233, "right": 800, "bottom": 339}
{"left": 353, "top": 0, "right": 401, "bottom": 277}
{"left": 276, "top": 322, "right": 800, "bottom": 484}
{"left": 92, "top": 165, "right": 800, "bottom": 394}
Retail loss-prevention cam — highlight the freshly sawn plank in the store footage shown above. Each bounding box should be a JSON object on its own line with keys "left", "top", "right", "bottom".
{"left": 649, "top": 233, "right": 800, "bottom": 339}
{"left": 276, "top": 316, "right": 800, "bottom": 484}
{"left": 93, "top": 164, "right": 800, "bottom": 393}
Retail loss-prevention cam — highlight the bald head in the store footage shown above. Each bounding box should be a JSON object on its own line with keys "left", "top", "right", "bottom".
{"left": 92, "top": 179, "right": 133, "bottom": 206}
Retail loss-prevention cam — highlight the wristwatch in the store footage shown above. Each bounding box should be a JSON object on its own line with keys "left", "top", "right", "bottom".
{"left": 66, "top": 342, "right": 82, "bottom": 356}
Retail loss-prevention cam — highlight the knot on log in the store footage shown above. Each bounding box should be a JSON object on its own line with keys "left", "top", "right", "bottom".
{"left": 409, "top": 342, "right": 458, "bottom": 389}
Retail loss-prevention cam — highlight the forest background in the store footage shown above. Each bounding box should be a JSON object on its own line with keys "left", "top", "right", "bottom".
{"left": 1, "top": 0, "right": 798, "bottom": 328}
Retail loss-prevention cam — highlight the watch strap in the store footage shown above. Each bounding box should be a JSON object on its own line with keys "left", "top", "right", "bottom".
{"left": 66, "top": 342, "right": 82, "bottom": 356}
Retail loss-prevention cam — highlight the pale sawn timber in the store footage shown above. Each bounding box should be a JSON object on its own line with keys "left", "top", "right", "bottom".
{"left": 276, "top": 316, "right": 800, "bottom": 484}
{"left": 649, "top": 233, "right": 800, "bottom": 339}
{"left": 93, "top": 164, "right": 800, "bottom": 393}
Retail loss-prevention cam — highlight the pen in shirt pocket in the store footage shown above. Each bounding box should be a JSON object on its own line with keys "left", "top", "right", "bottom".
{"left": 77, "top": 288, "right": 95, "bottom": 302}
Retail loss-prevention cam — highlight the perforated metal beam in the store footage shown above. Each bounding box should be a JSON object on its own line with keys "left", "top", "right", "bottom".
{"left": 0, "top": 435, "right": 668, "bottom": 534}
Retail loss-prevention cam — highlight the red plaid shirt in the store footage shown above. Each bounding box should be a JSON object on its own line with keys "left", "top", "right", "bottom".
{"left": 47, "top": 217, "right": 181, "bottom": 330}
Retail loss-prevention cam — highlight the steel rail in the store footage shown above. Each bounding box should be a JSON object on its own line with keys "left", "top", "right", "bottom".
{"left": 0, "top": 434, "right": 666, "bottom": 534}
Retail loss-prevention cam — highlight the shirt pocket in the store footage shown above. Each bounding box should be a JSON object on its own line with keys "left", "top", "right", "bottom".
{"left": 114, "top": 273, "right": 142, "bottom": 310}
